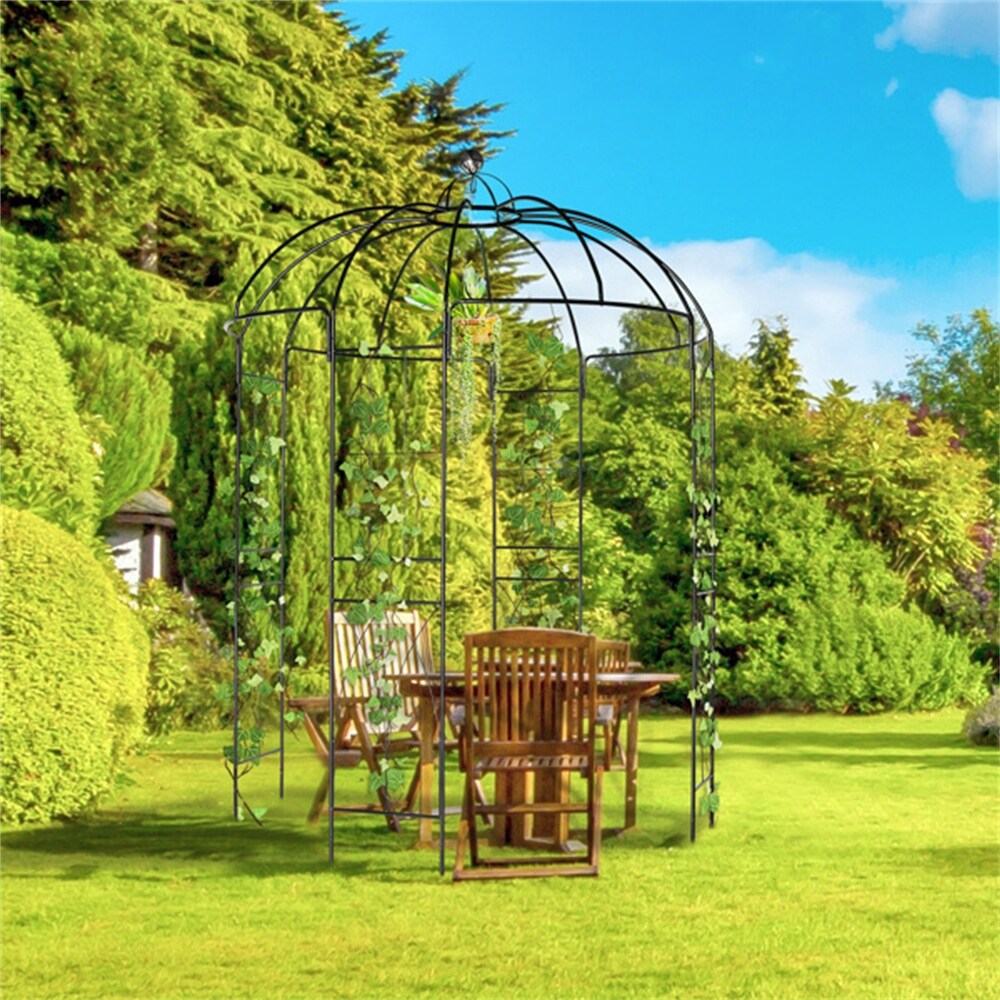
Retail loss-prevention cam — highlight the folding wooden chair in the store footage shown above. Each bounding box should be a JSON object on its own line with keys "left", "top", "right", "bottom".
{"left": 299, "top": 610, "right": 434, "bottom": 831}
{"left": 300, "top": 609, "right": 485, "bottom": 832}
{"left": 453, "top": 628, "right": 603, "bottom": 880}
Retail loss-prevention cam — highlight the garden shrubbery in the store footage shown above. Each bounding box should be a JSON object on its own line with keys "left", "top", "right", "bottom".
{"left": 0, "top": 506, "right": 149, "bottom": 824}
{"left": 651, "top": 448, "right": 988, "bottom": 712}
{"left": 717, "top": 458, "right": 988, "bottom": 712}
{"left": 789, "top": 599, "right": 985, "bottom": 712}
{"left": 135, "top": 580, "right": 231, "bottom": 735}
{"left": 963, "top": 690, "right": 1000, "bottom": 747}
{"left": 0, "top": 292, "right": 99, "bottom": 538}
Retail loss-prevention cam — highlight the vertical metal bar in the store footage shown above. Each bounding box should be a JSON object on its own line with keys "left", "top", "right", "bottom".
{"left": 689, "top": 331, "right": 699, "bottom": 844}
{"left": 327, "top": 310, "right": 337, "bottom": 864}
{"left": 279, "top": 345, "right": 289, "bottom": 799}
{"left": 576, "top": 356, "right": 585, "bottom": 631}
{"left": 490, "top": 361, "right": 498, "bottom": 630}
{"left": 708, "top": 335, "right": 718, "bottom": 829}
{"left": 438, "top": 306, "right": 449, "bottom": 877}
{"left": 232, "top": 332, "right": 243, "bottom": 821}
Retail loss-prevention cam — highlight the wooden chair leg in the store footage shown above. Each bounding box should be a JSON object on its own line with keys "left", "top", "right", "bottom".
{"left": 453, "top": 818, "right": 469, "bottom": 879}
{"left": 611, "top": 707, "right": 626, "bottom": 767}
{"left": 307, "top": 772, "right": 328, "bottom": 824}
{"left": 467, "top": 772, "right": 481, "bottom": 867}
{"left": 589, "top": 768, "right": 604, "bottom": 870}
{"left": 401, "top": 759, "right": 421, "bottom": 814}
{"left": 354, "top": 724, "right": 402, "bottom": 834}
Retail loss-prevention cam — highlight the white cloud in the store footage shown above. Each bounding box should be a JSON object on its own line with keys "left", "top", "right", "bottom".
{"left": 876, "top": 2, "right": 999, "bottom": 60}
{"left": 885, "top": 77, "right": 899, "bottom": 98}
{"left": 527, "top": 237, "right": 903, "bottom": 398}
{"left": 931, "top": 89, "right": 1000, "bottom": 198}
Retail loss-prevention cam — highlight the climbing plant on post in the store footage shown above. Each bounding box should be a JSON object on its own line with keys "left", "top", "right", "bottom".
{"left": 688, "top": 344, "right": 720, "bottom": 832}
{"left": 220, "top": 366, "right": 289, "bottom": 823}
{"left": 337, "top": 345, "right": 419, "bottom": 800}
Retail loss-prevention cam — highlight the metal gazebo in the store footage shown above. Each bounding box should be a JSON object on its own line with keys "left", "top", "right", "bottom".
{"left": 226, "top": 160, "right": 717, "bottom": 872}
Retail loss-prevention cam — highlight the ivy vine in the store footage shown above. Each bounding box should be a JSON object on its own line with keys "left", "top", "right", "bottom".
{"left": 218, "top": 371, "right": 294, "bottom": 824}
{"left": 688, "top": 360, "right": 721, "bottom": 818}
{"left": 338, "top": 348, "right": 436, "bottom": 798}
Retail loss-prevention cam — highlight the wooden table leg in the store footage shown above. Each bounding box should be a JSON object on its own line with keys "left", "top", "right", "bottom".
{"left": 416, "top": 694, "right": 435, "bottom": 845}
{"left": 624, "top": 693, "right": 641, "bottom": 830}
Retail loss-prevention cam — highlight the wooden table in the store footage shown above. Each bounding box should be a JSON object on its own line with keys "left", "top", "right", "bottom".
{"left": 397, "top": 671, "right": 678, "bottom": 846}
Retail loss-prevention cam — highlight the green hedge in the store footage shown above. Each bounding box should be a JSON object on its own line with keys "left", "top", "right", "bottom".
{"left": 57, "top": 322, "right": 174, "bottom": 518}
{"left": 0, "top": 506, "right": 149, "bottom": 824}
{"left": 0, "top": 291, "right": 98, "bottom": 538}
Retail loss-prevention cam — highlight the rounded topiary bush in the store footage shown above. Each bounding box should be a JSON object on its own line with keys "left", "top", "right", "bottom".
{"left": 0, "top": 505, "right": 149, "bottom": 824}
{"left": 0, "top": 291, "right": 98, "bottom": 539}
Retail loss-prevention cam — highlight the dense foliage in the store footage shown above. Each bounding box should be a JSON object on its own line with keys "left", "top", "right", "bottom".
{"left": 586, "top": 310, "right": 992, "bottom": 711}
{"left": 0, "top": 506, "right": 149, "bottom": 824}
{"left": 135, "top": 580, "right": 232, "bottom": 736}
{"left": 0, "top": 291, "right": 99, "bottom": 538}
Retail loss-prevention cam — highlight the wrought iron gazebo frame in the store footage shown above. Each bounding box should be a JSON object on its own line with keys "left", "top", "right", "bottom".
{"left": 225, "top": 164, "right": 717, "bottom": 873}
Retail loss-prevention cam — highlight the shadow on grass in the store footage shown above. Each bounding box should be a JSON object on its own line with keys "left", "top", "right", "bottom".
{"left": 913, "top": 844, "right": 1000, "bottom": 878}
{"left": 0, "top": 810, "right": 444, "bottom": 880}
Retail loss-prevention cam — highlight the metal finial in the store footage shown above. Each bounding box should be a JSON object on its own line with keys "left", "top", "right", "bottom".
{"left": 459, "top": 149, "right": 484, "bottom": 176}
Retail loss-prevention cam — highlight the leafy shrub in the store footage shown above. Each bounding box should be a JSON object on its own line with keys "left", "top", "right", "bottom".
{"left": 0, "top": 291, "right": 99, "bottom": 538}
{"left": 0, "top": 506, "right": 148, "bottom": 824}
{"left": 57, "top": 323, "right": 175, "bottom": 517}
{"left": 788, "top": 599, "right": 985, "bottom": 712}
{"left": 963, "top": 690, "right": 1000, "bottom": 747}
{"left": 647, "top": 448, "right": 987, "bottom": 711}
{"left": 135, "top": 580, "right": 231, "bottom": 735}
{"left": 716, "top": 453, "right": 988, "bottom": 712}
{"left": 0, "top": 231, "right": 155, "bottom": 349}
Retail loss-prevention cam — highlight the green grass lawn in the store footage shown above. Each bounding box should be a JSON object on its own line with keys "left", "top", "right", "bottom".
{"left": 2, "top": 709, "right": 997, "bottom": 999}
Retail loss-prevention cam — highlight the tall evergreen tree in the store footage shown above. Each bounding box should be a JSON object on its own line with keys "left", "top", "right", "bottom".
{"left": 740, "top": 316, "right": 809, "bottom": 418}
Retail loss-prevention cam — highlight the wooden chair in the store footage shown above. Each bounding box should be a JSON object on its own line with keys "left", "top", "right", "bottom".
{"left": 595, "top": 638, "right": 633, "bottom": 770}
{"left": 301, "top": 610, "right": 435, "bottom": 831}
{"left": 298, "top": 609, "right": 484, "bottom": 832}
{"left": 453, "top": 628, "right": 603, "bottom": 880}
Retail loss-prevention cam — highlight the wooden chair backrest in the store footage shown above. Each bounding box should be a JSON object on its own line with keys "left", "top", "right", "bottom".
{"left": 595, "top": 638, "right": 632, "bottom": 673}
{"left": 326, "top": 609, "right": 435, "bottom": 725}
{"left": 463, "top": 628, "right": 598, "bottom": 754}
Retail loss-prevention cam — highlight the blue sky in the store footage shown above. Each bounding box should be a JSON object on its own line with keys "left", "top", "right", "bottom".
{"left": 340, "top": 1, "right": 998, "bottom": 395}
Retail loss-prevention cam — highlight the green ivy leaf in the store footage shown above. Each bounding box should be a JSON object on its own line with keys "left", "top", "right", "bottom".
{"left": 346, "top": 604, "right": 370, "bottom": 626}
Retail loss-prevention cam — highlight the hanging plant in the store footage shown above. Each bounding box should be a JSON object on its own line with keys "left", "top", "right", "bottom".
{"left": 405, "top": 264, "right": 502, "bottom": 447}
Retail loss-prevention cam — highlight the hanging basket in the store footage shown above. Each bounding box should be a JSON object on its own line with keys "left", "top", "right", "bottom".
{"left": 453, "top": 314, "right": 500, "bottom": 345}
